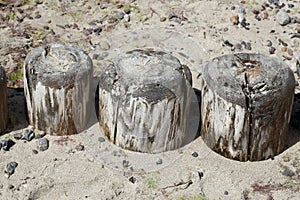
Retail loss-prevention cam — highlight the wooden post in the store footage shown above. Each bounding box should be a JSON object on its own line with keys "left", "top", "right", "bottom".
{"left": 24, "top": 44, "right": 93, "bottom": 135}
{"left": 98, "top": 49, "right": 193, "bottom": 153}
{"left": 0, "top": 66, "right": 8, "bottom": 134}
{"left": 200, "top": 53, "right": 295, "bottom": 161}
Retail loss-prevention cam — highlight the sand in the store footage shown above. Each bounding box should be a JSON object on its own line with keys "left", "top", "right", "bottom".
{"left": 1, "top": 0, "right": 300, "bottom": 199}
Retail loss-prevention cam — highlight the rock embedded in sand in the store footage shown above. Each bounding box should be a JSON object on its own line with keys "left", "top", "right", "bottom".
{"left": 276, "top": 10, "right": 291, "bottom": 26}
{"left": 5, "top": 161, "right": 18, "bottom": 178}
{"left": 38, "top": 138, "right": 49, "bottom": 151}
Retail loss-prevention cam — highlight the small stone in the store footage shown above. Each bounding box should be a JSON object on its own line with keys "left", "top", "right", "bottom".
{"left": 281, "top": 47, "right": 287, "bottom": 52}
{"left": 129, "top": 176, "right": 136, "bottom": 184}
{"left": 241, "top": 41, "right": 252, "bottom": 50}
{"left": 38, "top": 138, "right": 49, "bottom": 151}
{"left": 93, "top": 27, "right": 102, "bottom": 35}
{"left": 223, "top": 40, "right": 233, "bottom": 47}
{"left": 288, "top": 4, "right": 295, "bottom": 8}
{"left": 198, "top": 171, "right": 204, "bottom": 179}
{"left": 156, "top": 158, "right": 163, "bottom": 165}
{"left": 255, "top": 15, "right": 261, "bottom": 21}
{"left": 75, "top": 143, "right": 85, "bottom": 151}
{"left": 160, "top": 17, "right": 167, "bottom": 22}
{"left": 13, "top": 133, "right": 23, "bottom": 140}
{"left": 5, "top": 162, "right": 18, "bottom": 177}
{"left": 230, "top": 15, "right": 239, "bottom": 25}
{"left": 276, "top": 10, "right": 291, "bottom": 26}
{"left": 192, "top": 152, "right": 198, "bottom": 157}
{"left": 124, "top": 14, "right": 130, "bottom": 22}
{"left": 32, "top": 149, "right": 38, "bottom": 154}
{"left": 115, "top": 11, "right": 124, "bottom": 20}
{"left": 266, "top": 40, "right": 272, "bottom": 47}
{"left": 287, "top": 49, "right": 293, "bottom": 56}
{"left": 224, "top": 191, "right": 229, "bottom": 195}
{"left": 22, "top": 129, "right": 35, "bottom": 141}
{"left": 98, "top": 137, "right": 105, "bottom": 142}
{"left": 260, "top": 11, "right": 269, "bottom": 20}
{"left": 8, "top": 184, "right": 14, "bottom": 190}
{"left": 269, "top": 46, "right": 276, "bottom": 54}
{"left": 282, "top": 168, "right": 295, "bottom": 177}
{"left": 0, "top": 139, "right": 15, "bottom": 151}
{"left": 123, "top": 8, "right": 130, "bottom": 14}
{"left": 35, "top": 14, "right": 41, "bottom": 19}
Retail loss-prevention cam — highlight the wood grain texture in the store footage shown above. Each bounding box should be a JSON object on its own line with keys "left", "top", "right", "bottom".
{"left": 98, "top": 49, "right": 193, "bottom": 153}
{"left": 24, "top": 44, "right": 93, "bottom": 135}
{"left": 0, "top": 66, "right": 8, "bottom": 134}
{"left": 200, "top": 53, "right": 295, "bottom": 161}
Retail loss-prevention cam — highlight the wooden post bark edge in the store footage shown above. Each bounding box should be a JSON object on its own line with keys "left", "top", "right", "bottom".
{"left": 24, "top": 43, "right": 93, "bottom": 135}
{"left": 98, "top": 49, "right": 194, "bottom": 153}
{"left": 0, "top": 66, "right": 8, "bottom": 134}
{"left": 200, "top": 53, "right": 295, "bottom": 161}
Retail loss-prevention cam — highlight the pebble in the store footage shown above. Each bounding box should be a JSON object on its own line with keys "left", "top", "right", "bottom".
{"left": 268, "top": 0, "right": 283, "bottom": 7}
{"left": 38, "top": 138, "right": 49, "bottom": 151}
{"left": 8, "top": 184, "right": 14, "bottom": 190}
{"left": 35, "top": 14, "right": 41, "bottom": 19}
{"left": 123, "top": 8, "right": 130, "bottom": 14}
{"left": 124, "top": 14, "right": 130, "bottom": 22}
{"left": 281, "top": 47, "right": 287, "bottom": 52}
{"left": 129, "top": 176, "right": 136, "bottom": 184}
{"left": 192, "top": 152, "right": 198, "bottom": 157}
{"left": 32, "top": 149, "right": 39, "bottom": 154}
{"left": 93, "top": 27, "right": 102, "bottom": 35}
{"left": 5, "top": 162, "right": 18, "bottom": 178}
{"left": 276, "top": 10, "right": 291, "bottom": 26}
{"left": 115, "top": 11, "right": 124, "bottom": 20}
{"left": 224, "top": 191, "right": 229, "bottom": 195}
{"left": 13, "top": 133, "right": 23, "bottom": 140}
{"left": 198, "top": 171, "right": 204, "bottom": 179}
{"left": 0, "top": 139, "right": 15, "bottom": 151}
{"left": 288, "top": 4, "right": 295, "bottom": 8}
{"left": 223, "top": 40, "right": 233, "bottom": 47}
{"left": 281, "top": 168, "right": 295, "bottom": 177}
{"left": 156, "top": 158, "right": 163, "bottom": 165}
{"left": 287, "top": 48, "right": 293, "bottom": 56}
{"left": 269, "top": 46, "right": 276, "bottom": 54}
{"left": 98, "top": 137, "right": 106, "bottom": 142}
{"left": 260, "top": 11, "right": 269, "bottom": 20}
{"left": 241, "top": 41, "right": 252, "bottom": 50}
{"left": 21, "top": 129, "right": 35, "bottom": 141}
{"left": 266, "top": 40, "right": 272, "bottom": 47}
{"left": 160, "top": 17, "right": 167, "bottom": 22}
{"left": 75, "top": 143, "right": 85, "bottom": 151}
{"left": 230, "top": 15, "right": 239, "bottom": 25}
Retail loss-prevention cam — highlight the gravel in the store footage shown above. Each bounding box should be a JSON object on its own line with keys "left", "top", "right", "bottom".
{"left": 276, "top": 10, "right": 291, "bottom": 26}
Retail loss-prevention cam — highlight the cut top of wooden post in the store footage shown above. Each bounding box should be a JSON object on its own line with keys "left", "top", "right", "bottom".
{"left": 203, "top": 53, "right": 295, "bottom": 108}
{"left": 24, "top": 43, "right": 92, "bottom": 89}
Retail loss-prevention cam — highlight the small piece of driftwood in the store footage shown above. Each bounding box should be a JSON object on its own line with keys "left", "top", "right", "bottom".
{"left": 200, "top": 53, "right": 295, "bottom": 161}
{"left": 98, "top": 49, "right": 193, "bottom": 153}
{"left": 24, "top": 44, "right": 93, "bottom": 135}
{"left": 0, "top": 66, "right": 8, "bottom": 134}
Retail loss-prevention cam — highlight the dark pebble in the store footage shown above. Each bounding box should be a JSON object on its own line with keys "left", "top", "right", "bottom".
{"left": 13, "top": 133, "right": 23, "bottom": 140}
{"left": 22, "top": 129, "right": 35, "bottom": 141}
{"left": 241, "top": 41, "right": 252, "bottom": 50}
{"left": 32, "top": 149, "right": 39, "bottom": 154}
{"left": 123, "top": 160, "right": 129, "bottom": 168}
{"left": 123, "top": 8, "right": 130, "bottom": 14}
{"left": 198, "top": 171, "right": 204, "bottom": 179}
{"left": 98, "top": 137, "right": 105, "bottom": 143}
{"left": 270, "top": 29, "right": 275, "bottom": 33}
{"left": 43, "top": 25, "right": 50, "bottom": 30}
{"left": 255, "top": 15, "right": 261, "bottom": 21}
{"left": 278, "top": 38, "right": 288, "bottom": 47}
{"left": 266, "top": 40, "right": 272, "bottom": 47}
{"left": 5, "top": 162, "right": 18, "bottom": 177}
{"left": 192, "top": 152, "right": 198, "bottom": 157}
{"left": 269, "top": 46, "right": 276, "bottom": 54}
{"left": 0, "top": 139, "right": 15, "bottom": 151}
{"left": 223, "top": 40, "right": 233, "bottom": 47}
{"left": 156, "top": 158, "right": 163, "bottom": 165}
{"left": 93, "top": 27, "right": 102, "bottom": 35}
{"left": 64, "top": 24, "right": 71, "bottom": 29}
{"left": 35, "top": 14, "right": 41, "bottom": 19}
{"left": 38, "top": 138, "right": 49, "bottom": 151}
{"left": 288, "top": 4, "right": 294, "bottom": 8}
{"left": 224, "top": 191, "right": 229, "bottom": 195}
{"left": 252, "top": 10, "right": 260, "bottom": 15}
{"left": 129, "top": 176, "right": 136, "bottom": 184}
{"left": 75, "top": 143, "right": 85, "bottom": 151}
{"left": 282, "top": 168, "right": 295, "bottom": 177}
{"left": 8, "top": 184, "right": 14, "bottom": 190}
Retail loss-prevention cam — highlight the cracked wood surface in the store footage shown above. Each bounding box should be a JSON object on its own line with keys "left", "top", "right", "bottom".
{"left": 24, "top": 44, "right": 93, "bottom": 135}
{"left": 0, "top": 66, "right": 8, "bottom": 134}
{"left": 98, "top": 49, "right": 193, "bottom": 153}
{"left": 200, "top": 53, "right": 295, "bottom": 161}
